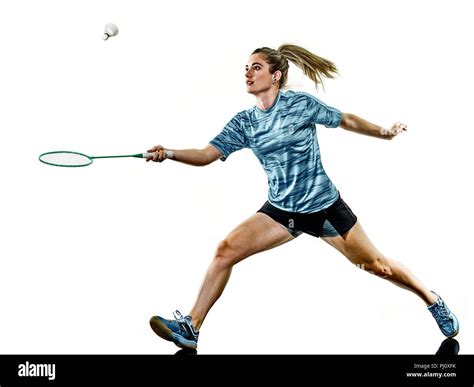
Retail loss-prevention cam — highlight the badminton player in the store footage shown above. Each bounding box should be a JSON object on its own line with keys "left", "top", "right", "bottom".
{"left": 146, "top": 44, "right": 459, "bottom": 350}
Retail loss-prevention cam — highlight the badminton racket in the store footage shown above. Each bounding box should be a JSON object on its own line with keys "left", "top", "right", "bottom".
{"left": 39, "top": 150, "right": 172, "bottom": 168}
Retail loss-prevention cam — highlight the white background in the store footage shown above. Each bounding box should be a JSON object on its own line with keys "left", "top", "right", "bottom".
{"left": 1, "top": 0, "right": 472, "bottom": 354}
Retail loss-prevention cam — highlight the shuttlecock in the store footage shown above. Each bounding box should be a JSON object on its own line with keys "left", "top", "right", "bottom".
{"left": 103, "top": 23, "right": 119, "bottom": 40}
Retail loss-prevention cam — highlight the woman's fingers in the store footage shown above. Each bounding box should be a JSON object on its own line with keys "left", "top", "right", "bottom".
{"left": 146, "top": 145, "right": 167, "bottom": 162}
{"left": 392, "top": 122, "right": 407, "bottom": 134}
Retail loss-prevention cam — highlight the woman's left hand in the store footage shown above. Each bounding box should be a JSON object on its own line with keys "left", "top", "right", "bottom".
{"left": 380, "top": 122, "right": 407, "bottom": 137}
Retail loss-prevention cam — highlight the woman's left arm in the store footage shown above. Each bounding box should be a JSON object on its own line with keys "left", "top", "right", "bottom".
{"left": 339, "top": 113, "right": 407, "bottom": 140}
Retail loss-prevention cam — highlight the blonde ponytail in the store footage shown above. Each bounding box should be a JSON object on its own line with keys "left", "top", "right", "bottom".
{"left": 252, "top": 44, "right": 338, "bottom": 90}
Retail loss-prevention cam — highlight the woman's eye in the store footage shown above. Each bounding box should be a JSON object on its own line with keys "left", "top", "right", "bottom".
{"left": 254, "top": 66, "right": 261, "bottom": 70}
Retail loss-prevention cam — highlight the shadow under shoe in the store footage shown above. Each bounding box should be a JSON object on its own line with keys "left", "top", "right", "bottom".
{"left": 435, "top": 338, "right": 460, "bottom": 356}
{"left": 175, "top": 348, "right": 198, "bottom": 356}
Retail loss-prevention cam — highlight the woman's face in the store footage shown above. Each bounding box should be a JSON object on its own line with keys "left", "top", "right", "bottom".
{"left": 245, "top": 53, "right": 273, "bottom": 95}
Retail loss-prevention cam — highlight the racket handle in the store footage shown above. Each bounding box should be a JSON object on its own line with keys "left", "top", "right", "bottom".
{"left": 143, "top": 150, "right": 174, "bottom": 159}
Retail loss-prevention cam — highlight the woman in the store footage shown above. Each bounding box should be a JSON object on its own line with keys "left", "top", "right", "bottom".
{"left": 147, "top": 44, "right": 459, "bottom": 350}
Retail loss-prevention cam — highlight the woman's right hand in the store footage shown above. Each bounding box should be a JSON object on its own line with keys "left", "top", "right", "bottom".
{"left": 145, "top": 145, "right": 221, "bottom": 166}
{"left": 146, "top": 145, "right": 169, "bottom": 162}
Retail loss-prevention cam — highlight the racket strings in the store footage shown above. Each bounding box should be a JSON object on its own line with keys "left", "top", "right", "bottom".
{"left": 39, "top": 152, "right": 92, "bottom": 167}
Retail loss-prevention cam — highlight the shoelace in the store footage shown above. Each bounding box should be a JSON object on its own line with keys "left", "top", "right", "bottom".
{"left": 173, "top": 310, "right": 185, "bottom": 321}
{"left": 433, "top": 302, "right": 450, "bottom": 325}
{"left": 173, "top": 310, "right": 198, "bottom": 338}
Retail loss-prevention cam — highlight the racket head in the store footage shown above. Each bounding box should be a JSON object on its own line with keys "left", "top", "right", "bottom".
{"left": 39, "top": 151, "right": 93, "bottom": 167}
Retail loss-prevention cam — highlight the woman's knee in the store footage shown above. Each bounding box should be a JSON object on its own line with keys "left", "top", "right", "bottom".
{"left": 360, "top": 257, "right": 393, "bottom": 278}
{"left": 213, "top": 238, "right": 242, "bottom": 268}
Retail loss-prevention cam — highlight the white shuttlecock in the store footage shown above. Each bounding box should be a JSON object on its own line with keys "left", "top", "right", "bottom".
{"left": 103, "top": 23, "right": 119, "bottom": 40}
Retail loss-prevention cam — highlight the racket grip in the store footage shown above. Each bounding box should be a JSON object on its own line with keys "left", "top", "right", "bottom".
{"left": 143, "top": 150, "right": 174, "bottom": 159}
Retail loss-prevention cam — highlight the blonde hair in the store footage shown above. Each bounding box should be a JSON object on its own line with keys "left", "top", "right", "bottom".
{"left": 252, "top": 44, "right": 338, "bottom": 90}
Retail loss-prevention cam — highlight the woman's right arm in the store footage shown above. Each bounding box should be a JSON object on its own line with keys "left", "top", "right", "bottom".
{"left": 146, "top": 144, "right": 222, "bottom": 166}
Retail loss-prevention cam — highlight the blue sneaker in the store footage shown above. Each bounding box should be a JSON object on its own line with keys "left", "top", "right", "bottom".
{"left": 150, "top": 310, "right": 199, "bottom": 349}
{"left": 428, "top": 292, "right": 459, "bottom": 338}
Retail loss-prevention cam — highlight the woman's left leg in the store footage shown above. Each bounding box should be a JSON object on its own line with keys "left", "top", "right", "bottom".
{"left": 322, "top": 220, "right": 460, "bottom": 337}
{"left": 322, "top": 221, "right": 437, "bottom": 306}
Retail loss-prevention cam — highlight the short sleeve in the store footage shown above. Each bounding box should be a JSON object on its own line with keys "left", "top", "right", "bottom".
{"left": 305, "top": 93, "right": 342, "bottom": 128}
{"left": 209, "top": 113, "right": 248, "bottom": 161}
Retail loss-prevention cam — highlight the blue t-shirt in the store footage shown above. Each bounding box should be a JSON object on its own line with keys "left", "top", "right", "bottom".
{"left": 210, "top": 90, "right": 342, "bottom": 213}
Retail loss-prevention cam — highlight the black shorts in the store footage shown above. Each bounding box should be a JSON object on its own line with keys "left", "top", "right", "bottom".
{"left": 257, "top": 195, "right": 357, "bottom": 238}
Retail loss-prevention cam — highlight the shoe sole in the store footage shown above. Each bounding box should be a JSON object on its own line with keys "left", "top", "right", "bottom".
{"left": 446, "top": 330, "right": 459, "bottom": 338}
{"left": 149, "top": 317, "right": 197, "bottom": 350}
{"left": 149, "top": 317, "right": 174, "bottom": 342}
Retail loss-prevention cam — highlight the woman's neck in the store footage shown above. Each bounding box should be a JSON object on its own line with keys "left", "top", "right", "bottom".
{"left": 255, "top": 88, "right": 279, "bottom": 111}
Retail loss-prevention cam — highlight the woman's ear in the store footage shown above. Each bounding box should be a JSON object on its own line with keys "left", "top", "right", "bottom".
{"left": 273, "top": 70, "right": 282, "bottom": 81}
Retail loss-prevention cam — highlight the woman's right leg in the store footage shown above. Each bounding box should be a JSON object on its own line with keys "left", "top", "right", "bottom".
{"left": 189, "top": 213, "right": 294, "bottom": 330}
{"left": 149, "top": 213, "right": 294, "bottom": 349}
